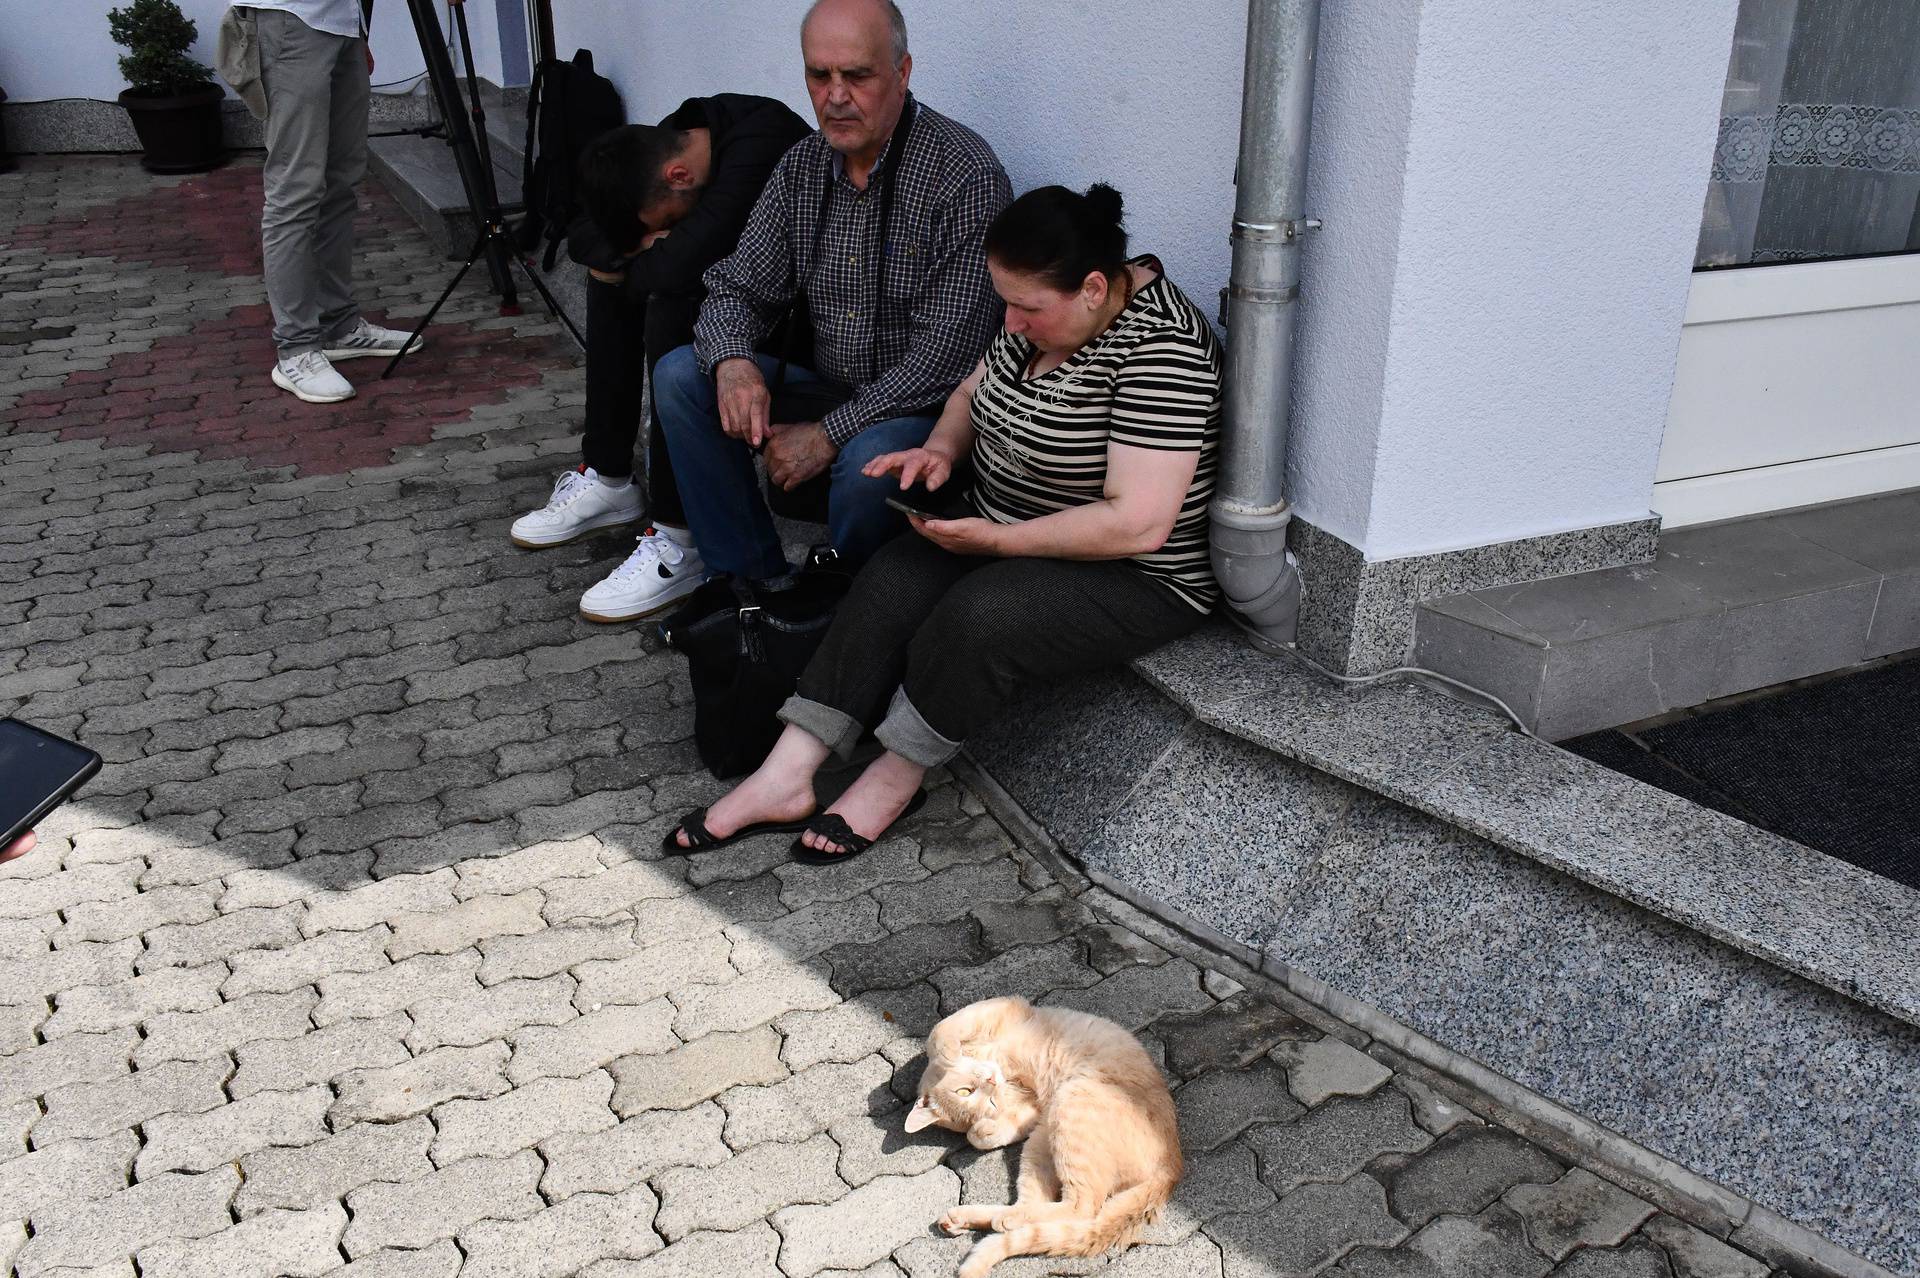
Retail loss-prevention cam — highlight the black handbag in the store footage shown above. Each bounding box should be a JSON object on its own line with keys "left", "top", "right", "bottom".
{"left": 658, "top": 547, "right": 853, "bottom": 779}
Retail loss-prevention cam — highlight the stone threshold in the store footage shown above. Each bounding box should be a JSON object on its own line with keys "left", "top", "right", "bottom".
{"left": 953, "top": 751, "right": 1896, "bottom": 1278}
{"left": 1414, "top": 487, "right": 1920, "bottom": 740}
{"left": 1130, "top": 622, "right": 1920, "bottom": 1033}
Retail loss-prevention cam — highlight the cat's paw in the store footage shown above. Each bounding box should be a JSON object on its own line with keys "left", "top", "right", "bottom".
{"left": 989, "top": 1208, "right": 1029, "bottom": 1232}
{"left": 938, "top": 1207, "right": 996, "bottom": 1236}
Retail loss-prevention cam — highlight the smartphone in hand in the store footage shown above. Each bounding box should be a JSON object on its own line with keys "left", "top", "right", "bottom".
{"left": 0, "top": 719, "right": 102, "bottom": 849}
{"left": 884, "top": 483, "right": 963, "bottom": 521}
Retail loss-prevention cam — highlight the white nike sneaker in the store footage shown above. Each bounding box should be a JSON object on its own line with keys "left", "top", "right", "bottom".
{"left": 579, "top": 528, "right": 710, "bottom": 622}
{"left": 271, "top": 350, "right": 355, "bottom": 404}
{"left": 510, "top": 467, "right": 644, "bottom": 548}
{"left": 323, "top": 318, "right": 423, "bottom": 361}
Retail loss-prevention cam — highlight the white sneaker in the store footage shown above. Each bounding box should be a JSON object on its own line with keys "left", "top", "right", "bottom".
{"left": 271, "top": 350, "right": 355, "bottom": 404}
{"left": 510, "top": 467, "right": 644, "bottom": 548}
{"left": 323, "top": 318, "right": 423, "bottom": 361}
{"left": 579, "top": 528, "right": 710, "bottom": 622}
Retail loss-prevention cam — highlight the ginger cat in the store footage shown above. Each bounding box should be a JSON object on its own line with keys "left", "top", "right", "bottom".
{"left": 904, "top": 996, "right": 1182, "bottom": 1278}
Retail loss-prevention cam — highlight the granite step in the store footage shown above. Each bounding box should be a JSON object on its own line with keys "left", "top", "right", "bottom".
{"left": 1412, "top": 486, "right": 1920, "bottom": 740}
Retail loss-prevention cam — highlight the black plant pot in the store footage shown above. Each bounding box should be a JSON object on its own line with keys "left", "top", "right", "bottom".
{"left": 117, "top": 82, "right": 226, "bottom": 174}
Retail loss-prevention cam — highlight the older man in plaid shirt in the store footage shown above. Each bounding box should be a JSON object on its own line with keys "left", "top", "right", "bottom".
{"left": 635, "top": 0, "right": 1010, "bottom": 607}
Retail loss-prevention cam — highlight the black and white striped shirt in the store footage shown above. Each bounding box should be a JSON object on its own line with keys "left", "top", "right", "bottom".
{"left": 694, "top": 96, "right": 1011, "bottom": 448}
{"left": 968, "top": 261, "right": 1222, "bottom": 612}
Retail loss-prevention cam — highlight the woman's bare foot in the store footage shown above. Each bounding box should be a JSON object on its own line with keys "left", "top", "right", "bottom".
{"left": 801, "top": 752, "right": 928, "bottom": 856}
{"left": 673, "top": 726, "right": 828, "bottom": 849}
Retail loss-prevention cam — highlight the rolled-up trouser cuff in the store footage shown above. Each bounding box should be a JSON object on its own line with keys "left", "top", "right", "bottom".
{"left": 777, "top": 695, "right": 864, "bottom": 761}
{"left": 874, "top": 686, "right": 963, "bottom": 768}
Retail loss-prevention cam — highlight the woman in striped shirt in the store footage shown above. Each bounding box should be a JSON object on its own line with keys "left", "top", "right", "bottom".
{"left": 666, "top": 184, "right": 1220, "bottom": 862}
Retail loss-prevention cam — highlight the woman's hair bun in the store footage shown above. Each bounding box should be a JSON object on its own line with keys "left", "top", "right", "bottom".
{"left": 1083, "top": 183, "right": 1125, "bottom": 227}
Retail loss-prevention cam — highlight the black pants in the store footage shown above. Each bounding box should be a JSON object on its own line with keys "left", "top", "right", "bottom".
{"left": 783, "top": 531, "right": 1207, "bottom": 766}
{"left": 582, "top": 277, "right": 701, "bottom": 527}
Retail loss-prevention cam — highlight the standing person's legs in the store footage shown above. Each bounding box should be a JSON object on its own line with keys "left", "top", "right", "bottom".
{"left": 640, "top": 292, "right": 703, "bottom": 529}
{"left": 826, "top": 413, "right": 938, "bottom": 567}
{"left": 312, "top": 31, "right": 368, "bottom": 343}
{"left": 258, "top": 10, "right": 343, "bottom": 358}
{"left": 654, "top": 347, "right": 792, "bottom": 581}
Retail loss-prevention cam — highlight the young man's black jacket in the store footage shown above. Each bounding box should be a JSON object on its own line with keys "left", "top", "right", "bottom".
{"left": 567, "top": 93, "right": 811, "bottom": 308}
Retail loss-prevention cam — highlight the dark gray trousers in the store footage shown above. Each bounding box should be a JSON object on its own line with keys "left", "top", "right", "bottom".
{"left": 780, "top": 531, "right": 1206, "bottom": 767}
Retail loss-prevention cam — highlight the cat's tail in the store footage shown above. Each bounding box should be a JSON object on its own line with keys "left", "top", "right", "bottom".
{"left": 1015, "top": 1176, "right": 1177, "bottom": 1258}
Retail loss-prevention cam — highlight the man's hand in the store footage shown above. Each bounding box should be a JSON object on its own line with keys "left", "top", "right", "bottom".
{"left": 366, "top": 47, "right": 375, "bottom": 75}
{"left": 863, "top": 446, "right": 954, "bottom": 492}
{"left": 588, "top": 267, "right": 626, "bottom": 285}
{"left": 909, "top": 515, "right": 1004, "bottom": 557}
{"left": 765, "top": 422, "right": 836, "bottom": 489}
{"left": 716, "top": 359, "right": 773, "bottom": 448}
{"left": 640, "top": 228, "right": 672, "bottom": 250}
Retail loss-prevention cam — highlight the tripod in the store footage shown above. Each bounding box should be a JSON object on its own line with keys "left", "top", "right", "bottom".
{"left": 384, "top": 0, "right": 582, "bottom": 379}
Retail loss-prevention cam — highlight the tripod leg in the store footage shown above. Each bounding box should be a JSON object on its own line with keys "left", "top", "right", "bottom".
{"left": 382, "top": 233, "right": 482, "bottom": 379}
{"left": 507, "top": 246, "right": 585, "bottom": 351}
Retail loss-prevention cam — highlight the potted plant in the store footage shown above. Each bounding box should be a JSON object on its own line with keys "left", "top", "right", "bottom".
{"left": 108, "top": 0, "right": 225, "bottom": 173}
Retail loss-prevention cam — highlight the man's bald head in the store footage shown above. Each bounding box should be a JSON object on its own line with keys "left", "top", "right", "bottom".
{"left": 803, "top": 0, "right": 909, "bottom": 67}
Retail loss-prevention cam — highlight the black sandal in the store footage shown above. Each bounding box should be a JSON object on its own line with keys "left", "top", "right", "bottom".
{"left": 788, "top": 789, "right": 927, "bottom": 865}
{"left": 661, "top": 805, "right": 818, "bottom": 857}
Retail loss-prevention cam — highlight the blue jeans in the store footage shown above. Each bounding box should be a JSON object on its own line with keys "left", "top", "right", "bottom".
{"left": 653, "top": 345, "right": 938, "bottom": 579}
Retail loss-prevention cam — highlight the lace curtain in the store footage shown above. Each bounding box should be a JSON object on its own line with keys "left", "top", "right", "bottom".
{"left": 1696, "top": 0, "right": 1920, "bottom": 268}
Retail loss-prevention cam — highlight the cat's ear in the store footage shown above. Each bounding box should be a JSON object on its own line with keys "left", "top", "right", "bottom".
{"left": 904, "top": 1096, "right": 939, "bottom": 1132}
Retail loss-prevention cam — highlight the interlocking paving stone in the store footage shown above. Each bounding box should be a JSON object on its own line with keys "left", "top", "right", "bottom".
{"left": 135, "top": 1203, "right": 347, "bottom": 1278}
{"left": 236, "top": 1117, "right": 435, "bottom": 1216}
{"left": 405, "top": 972, "right": 577, "bottom": 1051}
{"left": 654, "top": 1132, "right": 846, "bottom": 1241}
{"left": 231, "top": 1010, "right": 410, "bottom": 1096}
{"left": 135, "top": 1085, "right": 332, "bottom": 1176}
{"left": 579, "top": 1222, "right": 781, "bottom": 1278}
{"left": 0, "top": 1131, "right": 138, "bottom": 1219}
{"left": 313, "top": 949, "right": 482, "bottom": 1025}
{"left": 1390, "top": 1073, "right": 1482, "bottom": 1137}
{"left": 772, "top": 1167, "right": 961, "bottom": 1276}
{"left": 509, "top": 997, "right": 678, "bottom": 1084}
{"left": 1153, "top": 991, "right": 1317, "bottom": 1078}
{"left": 480, "top": 918, "right": 638, "bottom": 984}
{"left": 609, "top": 1024, "right": 788, "bottom": 1115}
{"left": 1141, "top": 1140, "right": 1279, "bottom": 1245}
{"left": 773, "top": 835, "right": 930, "bottom": 909}
{"left": 1381, "top": 1125, "right": 1566, "bottom": 1228}
{"left": 45, "top": 962, "right": 226, "bottom": 1037}
{"left": 776, "top": 983, "right": 942, "bottom": 1072}
{"left": 1641, "top": 1214, "right": 1771, "bottom": 1278}
{"left": 457, "top": 1186, "right": 663, "bottom": 1278}
{"left": 342, "top": 1151, "right": 544, "bottom": 1256}
{"left": 304, "top": 870, "right": 458, "bottom": 938}
{"left": 14, "top": 1167, "right": 240, "bottom": 1274}
{"left": 672, "top": 960, "right": 841, "bottom": 1038}
{"left": 1333, "top": 1204, "right": 1555, "bottom": 1278}
{"left": 829, "top": 1109, "right": 953, "bottom": 1186}
{"left": 1042, "top": 955, "right": 1210, "bottom": 1030}
{"left": 1550, "top": 1237, "right": 1675, "bottom": 1278}
{"left": 222, "top": 924, "right": 391, "bottom": 998}
{"left": 386, "top": 888, "right": 545, "bottom": 959}
{"left": 331, "top": 1041, "right": 511, "bottom": 1125}
{"left": 318, "top": 1240, "right": 462, "bottom": 1278}
{"left": 540, "top": 1103, "right": 732, "bottom": 1197}
{"left": 36, "top": 1057, "right": 230, "bottom": 1144}
{"left": 429, "top": 1070, "right": 617, "bottom": 1164}
{"left": 929, "top": 936, "right": 1104, "bottom": 1014}
{"left": 1209, "top": 1176, "right": 1407, "bottom": 1277}
{"left": 1505, "top": 1170, "right": 1659, "bottom": 1262}
{"left": 824, "top": 918, "right": 989, "bottom": 999}
{"left": 1246, "top": 1086, "right": 1434, "bottom": 1196}
{"left": 871, "top": 860, "right": 1028, "bottom": 932}
{"left": 726, "top": 894, "right": 889, "bottom": 973}
{"left": 1272, "top": 1036, "right": 1396, "bottom": 1108}
{"left": 720, "top": 1055, "right": 896, "bottom": 1148}
{"left": 1175, "top": 1060, "right": 1305, "bottom": 1153}
{"left": 0, "top": 1028, "right": 137, "bottom": 1105}
{"left": 573, "top": 934, "right": 736, "bottom": 1010}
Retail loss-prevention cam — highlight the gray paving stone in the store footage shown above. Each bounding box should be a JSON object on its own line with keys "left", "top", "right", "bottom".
{"left": 1549, "top": 1237, "right": 1674, "bottom": 1278}
{"left": 540, "top": 1103, "right": 732, "bottom": 1197}
{"left": 317, "top": 1240, "right": 462, "bottom": 1278}
{"left": 430, "top": 1070, "right": 617, "bottom": 1164}
{"left": 236, "top": 1116, "right": 435, "bottom": 1216}
{"left": 673, "top": 960, "right": 840, "bottom": 1038}
{"left": 0, "top": 1131, "right": 138, "bottom": 1219}
{"left": 929, "top": 937, "right": 1103, "bottom": 1014}
{"left": 773, "top": 834, "right": 929, "bottom": 910}
{"left": 1153, "top": 991, "right": 1316, "bottom": 1078}
{"left": 575, "top": 934, "right": 737, "bottom": 1011}
{"left": 0, "top": 863, "right": 142, "bottom": 922}
{"left": 481, "top": 918, "right": 638, "bottom": 984}
{"left": 13, "top": 1167, "right": 239, "bottom": 1274}
{"left": 1334, "top": 1204, "right": 1551, "bottom": 1278}
{"left": 231, "top": 1010, "right": 410, "bottom": 1096}
{"left": 509, "top": 997, "right": 678, "bottom": 1084}
{"left": 536, "top": 854, "right": 691, "bottom": 926}
{"left": 771, "top": 1167, "right": 960, "bottom": 1277}
{"left": 57, "top": 885, "right": 219, "bottom": 945}
{"left": 313, "top": 950, "right": 482, "bottom": 1025}
{"left": 455, "top": 836, "right": 606, "bottom": 899}
{"left": 1175, "top": 1060, "right": 1305, "bottom": 1153}
{"left": 0, "top": 1027, "right": 137, "bottom": 1105}
{"left": 1142, "top": 1140, "right": 1278, "bottom": 1246}
{"left": 1208, "top": 1176, "right": 1406, "bottom": 1278}
{"left": 1391, "top": 1073, "right": 1482, "bottom": 1138}
{"left": 304, "top": 870, "right": 459, "bottom": 938}
{"left": 405, "top": 972, "right": 576, "bottom": 1051}
{"left": 136, "top": 1204, "right": 346, "bottom": 1278}
{"left": 828, "top": 1109, "right": 953, "bottom": 1187}
{"left": 630, "top": 871, "right": 787, "bottom": 944}
{"left": 516, "top": 783, "right": 658, "bottom": 842}
{"left": 37, "top": 1057, "right": 229, "bottom": 1144}
{"left": 1043, "top": 956, "right": 1210, "bottom": 1031}
{"left": 388, "top": 889, "right": 546, "bottom": 959}
{"left": 655, "top": 1133, "right": 846, "bottom": 1241}
{"left": 776, "top": 984, "right": 942, "bottom": 1072}
{"left": 331, "top": 1042, "right": 511, "bottom": 1125}
{"left": 1382, "top": 1126, "right": 1565, "bottom": 1229}
{"left": 824, "top": 919, "right": 989, "bottom": 1000}
{"left": 136, "top": 1085, "right": 331, "bottom": 1176}
{"left": 721, "top": 1055, "right": 895, "bottom": 1148}
{"left": 458, "top": 1186, "right": 662, "bottom": 1278}
{"left": 609, "top": 1024, "right": 788, "bottom": 1115}
{"left": 1245, "top": 1088, "right": 1433, "bottom": 1196}
{"left": 45, "top": 962, "right": 226, "bottom": 1037}
{"left": 581, "top": 1222, "right": 780, "bottom": 1278}
{"left": 1504, "top": 1170, "right": 1658, "bottom": 1263}
{"left": 134, "top": 989, "right": 315, "bottom": 1067}
{"left": 1642, "top": 1214, "right": 1771, "bottom": 1278}
{"left": 1272, "top": 1036, "right": 1396, "bottom": 1108}
{"left": 224, "top": 924, "right": 391, "bottom": 998}
{"left": 726, "top": 894, "right": 888, "bottom": 974}
{"left": 219, "top": 853, "right": 375, "bottom": 912}
{"left": 872, "top": 860, "right": 1028, "bottom": 932}
{"left": 342, "top": 1151, "right": 544, "bottom": 1256}
{"left": 223, "top": 924, "right": 390, "bottom": 998}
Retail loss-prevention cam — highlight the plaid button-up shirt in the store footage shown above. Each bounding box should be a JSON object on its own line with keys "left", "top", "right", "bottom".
{"left": 694, "top": 97, "right": 1012, "bottom": 447}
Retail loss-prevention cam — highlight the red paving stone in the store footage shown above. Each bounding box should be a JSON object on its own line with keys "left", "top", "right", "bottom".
{"left": 2, "top": 161, "right": 575, "bottom": 475}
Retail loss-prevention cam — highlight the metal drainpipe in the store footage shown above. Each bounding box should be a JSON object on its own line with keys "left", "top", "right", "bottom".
{"left": 1211, "top": 0, "right": 1321, "bottom": 647}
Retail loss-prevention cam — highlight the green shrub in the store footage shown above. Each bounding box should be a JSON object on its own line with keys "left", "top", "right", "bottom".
{"left": 107, "top": 0, "right": 216, "bottom": 97}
